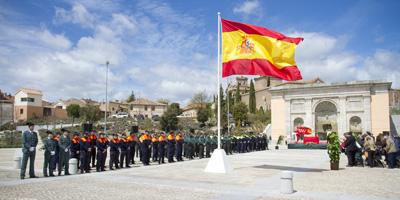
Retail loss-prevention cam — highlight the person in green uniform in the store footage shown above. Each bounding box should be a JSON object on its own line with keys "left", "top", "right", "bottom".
{"left": 20, "top": 122, "right": 38, "bottom": 179}
{"left": 43, "top": 130, "right": 56, "bottom": 177}
{"left": 58, "top": 129, "right": 71, "bottom": 176}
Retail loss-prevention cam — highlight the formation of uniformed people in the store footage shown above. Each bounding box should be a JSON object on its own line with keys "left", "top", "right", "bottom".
{"left": 20, "top": 123, "right": 269, "bottom": 179}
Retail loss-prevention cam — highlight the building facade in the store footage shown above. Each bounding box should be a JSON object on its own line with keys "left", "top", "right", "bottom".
{"left": 14, "top": 88, "right": 68, "bottom": 122}
{"left": 128, "top": 98, "right": 167, "bottom": 119}
{"left": 99, "top": 101, "right": 129, "bottom": 117}
{"left": 241, "top": 76, "right": 285, "bottom": 111}
{"left": 14, "top": 88, "right": 44, "bottom": 122}
{"left": 55, "top": 98, "right": 99, "bottom": 109}
{"left": 178, "top": 103, "right": 207, "bottom": 119}
{"left": 270, "top": 80, "right": 392, "bottom": 142}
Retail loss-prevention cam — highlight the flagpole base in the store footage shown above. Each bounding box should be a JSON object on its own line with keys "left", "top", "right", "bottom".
{"left": 204, "top": 148, "right": 233, "bottom": 173}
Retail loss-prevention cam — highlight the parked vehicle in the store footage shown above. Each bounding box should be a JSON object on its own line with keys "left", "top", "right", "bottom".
{"left": 111, "top": 112, "right": 129, "bottom": 118}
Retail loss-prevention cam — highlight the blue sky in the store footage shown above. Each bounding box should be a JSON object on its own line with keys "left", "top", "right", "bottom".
{"left": 0, "top": 0, "right": 399, "bottom": 105}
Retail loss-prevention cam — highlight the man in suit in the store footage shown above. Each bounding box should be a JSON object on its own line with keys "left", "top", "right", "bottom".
{"left": 344, "top": 132, "right": 358, "bottom": 167}
{"left": 20, "top": 122, "right": 39, "bottom": 179}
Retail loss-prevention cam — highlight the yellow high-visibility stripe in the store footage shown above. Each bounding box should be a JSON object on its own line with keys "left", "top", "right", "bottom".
{"left": 222, "top": 30, "right": 299, "bottom": 69}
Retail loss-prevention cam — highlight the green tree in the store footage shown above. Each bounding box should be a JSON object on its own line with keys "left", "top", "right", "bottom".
{"left": 227, "top": 90, "right": 234, "bottom": 108}
{"left": 235, "top": 84, "right": 241, "bottom": 103}
{"left": 66, "top": 104, "right": 80, "bottom": 126}
{"left": 248, "top": 107, "right": 271, "bottom": 125}
{"left": 213, "top": 85, "right": 227, "bottom": 128}
{"left": 142, "top": 118, "right": 153, "bottom": 131}
{"left": 157, "top": 98, "right": 170, "bottom": 105}
{"left": 80, "top": 105, "right": 102, "bottom": 124}
{"left": 197, "top": 107, "right": 210, "bottom": 125}
{"left": 249, "top": 80, "right": 256, "bottom": 113}
{"left": 160, "top": 103, "right": 182, "bottom": 132}
{"left": 233, "top": 102, "right": 248, "bottom": 126}
{"left": 127, "top": 91, "right": 136, "bottom": 103}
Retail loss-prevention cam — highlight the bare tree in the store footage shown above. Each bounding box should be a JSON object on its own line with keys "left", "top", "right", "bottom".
{"left": 190, "top": 90, "right": 210, "bottom": 105}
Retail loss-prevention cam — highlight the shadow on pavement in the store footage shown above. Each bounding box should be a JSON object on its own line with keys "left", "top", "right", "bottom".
{"left": 253, "top": 164, "right": 329, "bottom": 172}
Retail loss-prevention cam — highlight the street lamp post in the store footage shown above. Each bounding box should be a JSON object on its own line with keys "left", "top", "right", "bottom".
{"left": 104, "top": 61, "right": 109, "bottom": 135}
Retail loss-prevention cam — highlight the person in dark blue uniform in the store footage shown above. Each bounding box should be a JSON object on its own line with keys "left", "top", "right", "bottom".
{"left": 109, "top": 134, "right": 120, "bottom": 170}
{"left": 70, "top": 132, "right": 80, "bottom": 170}
{"left": 176, "top": 133, "right": 184, "bottom": 161}
{"left": 79, "top": 132, "right": 91, "bottom": 174}
{"left": 158, "top": 133, "right": 166, "bottom": 164}
{"left": 167, "top": 132, "right": 176, "bottom": 163}
{"left": 96, "top": 132, "right": 108, "bottom": 172}
{"left": 119, "top": 133, "right": 130, "bottom": 168}
{"left": 127, "top": 132, "right": 136, "bottom": 165}
{"left": 151, "top": 134, "right": 159, "bottom": 162}
{"left": 89, "top": 131, "right": 97, "bottom": 168}
{"left": 140, "top": 133, "right": 151, "bottom": 166}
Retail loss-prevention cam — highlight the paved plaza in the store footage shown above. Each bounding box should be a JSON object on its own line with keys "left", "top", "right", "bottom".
{"left": 0, "top": 149, "right": 399, "bottom": 200}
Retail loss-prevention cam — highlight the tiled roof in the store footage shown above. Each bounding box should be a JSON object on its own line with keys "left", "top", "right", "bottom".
{"left": 129, "top": 98, "right": 167, "bottom": 106}
{"left": 16, "top": 88, "right": 42, "bottom": 96}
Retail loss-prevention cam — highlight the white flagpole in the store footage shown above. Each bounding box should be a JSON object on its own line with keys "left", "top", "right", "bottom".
{"left": 227, "top": 78, "right": 230, "bottom": 136}
{"left": 205, "top": 12, "right": 232, "bottom": 173}
{"left": 217, "top": 12, "right": 221, "bottom": 149}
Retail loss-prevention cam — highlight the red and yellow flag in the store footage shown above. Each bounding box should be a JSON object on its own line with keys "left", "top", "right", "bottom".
{"left": 221, "top": 19, "right": 303, "bottom": 81}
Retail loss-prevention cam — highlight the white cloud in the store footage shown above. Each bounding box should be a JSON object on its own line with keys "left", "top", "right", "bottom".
{"left": 3, "top": 0, "right": 398, "bottom": 107}
{"left": 0, "top": 1, "right": 216, "bottom": 105}
{"left": 54, "top": 3, "right": 96, "bottom": 28}
{"left": 361, "top": 49, "right": 400, "bottom": 87}
{"left": 233, "top": 0, "right": 260, "bottom": 15}
{"left": 292, "top": 31, "right": 400, "bottom": 88}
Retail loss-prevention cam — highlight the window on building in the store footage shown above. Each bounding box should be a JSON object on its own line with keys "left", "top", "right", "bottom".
{"left": 145, "top": 114, "right": 148, "bottom": 118}
{"left": 144, "top": 106, "right": 148, "bottom": 111}
{"left": 20, "top": 109, "right": 24, "bottom": 114}
{"left": 21, "top": 97, "right": 34, "bottom": 102}
{"left": 349, "top": 116, "right": 362, "bottom": 134}
{"left": 151, "top": 106, "right": 155, "bottom": 111}
{"left": 130, "top": 104, "right": 133, "bottom": 110}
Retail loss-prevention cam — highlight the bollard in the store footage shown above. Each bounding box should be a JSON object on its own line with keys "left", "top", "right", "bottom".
{"left": 280, "top": 171, "right": 294, "bottom": 194}
{"left": 69, "top": 158, "right": 78, "bottom": 175}
{"left": 13, "top": 149, "right": 22, "bottom": 169}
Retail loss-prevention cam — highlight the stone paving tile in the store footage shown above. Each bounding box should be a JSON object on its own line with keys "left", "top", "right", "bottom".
{"left": 0, "top": 149, "right": 399, "bottom": 200}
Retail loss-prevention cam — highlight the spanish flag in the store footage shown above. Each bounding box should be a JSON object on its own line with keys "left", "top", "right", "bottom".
{"left": 222, "top": 19, "right": 303, "bottom": 81}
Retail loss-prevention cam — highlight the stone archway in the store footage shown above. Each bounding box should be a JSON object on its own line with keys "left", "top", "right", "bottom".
{"left": 293, "top": 117, "right": 304, "bottom": 131}
{"left": 314, "top": 101, "right": 338, "bottom": 140}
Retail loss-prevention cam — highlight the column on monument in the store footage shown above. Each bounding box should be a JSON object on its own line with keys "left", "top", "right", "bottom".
{"left": 363, "top": 95, "right": 372, "bottom": 132}
{"left": 304, "top": 98, "right": 312, "bottom": 129}
{"left": 338, "top": 97, "right": 347, "bottom": 134}
{"left": 285, "top": 99, "right": 291, "bottom": 140}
